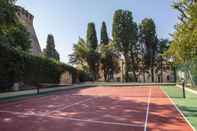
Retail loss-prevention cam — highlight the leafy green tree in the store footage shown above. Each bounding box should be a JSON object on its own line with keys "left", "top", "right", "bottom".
{"left": 128, "top": 22, "right": 139, "bottom": 81}
{"left": 43, "top": 34, "right": 60, "bottom": 61}
{"left": 69, "top": 38, "right": 90, "bottom": 72}
{"left": 139, "top": 18, "right": 158, "bottom": 82}
{"left": 155, "top": 39, "right": 169, "bottom": 82}
{"left": 0, "top": 0, "right": 17, "bottom": 26}
{"left": 166, "top": 1, "right": 197, "bottom": 64}
{"left": 165, "top": 1, "right": 197, "bottom": 84}
{"left": 100, "top": 42, "right": 120, "bottom": 81}
{"left": 86, "top": 22, "right": 99, "bottom": 80}
{"left": 112, "top": 9, "right": 138, "bottom": 82}
{"left": 0, "top": 0, "right": 31, "bottom": 52}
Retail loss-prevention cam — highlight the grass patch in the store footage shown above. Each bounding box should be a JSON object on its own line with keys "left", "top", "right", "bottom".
{"left": 162, "top": 86, "right": 197, "bottom": 130}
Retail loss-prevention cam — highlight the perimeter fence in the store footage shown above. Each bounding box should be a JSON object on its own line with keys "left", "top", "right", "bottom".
{"left": 176, "top": 58, "right": 197, "bottom": 87}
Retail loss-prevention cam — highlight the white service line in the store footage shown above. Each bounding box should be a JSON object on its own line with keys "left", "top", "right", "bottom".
{"left": 0, "top": 92, "right": 72, "bottom": 108}
{"left": 161, "top": 87, "right": 196, "bottom": 131}
{"left": 144, "top": 88, "right": 152, "bottom": 131}
{"left": 46, "top": 97, "right": 94, "bottom": 115}
{"left": 55, "top": 116, "right": 144, "bottom": 127}
{"left": 0, "top": 110, "right": 144, "bottom": 128}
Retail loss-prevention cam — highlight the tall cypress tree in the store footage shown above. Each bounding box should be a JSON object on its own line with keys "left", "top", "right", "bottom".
{"left": 100, "top": 21, "right": 109, "bottom": 45}
{"left": 112, "top": 9, "right": 135, "bottom": 82}
{"left": 100, "top": 21, "right": 110, "bottom": 80}
{"left": 139, "top": 18, "right": 158, "bottom": 82}
{"left": 86, "top": 22, "right": 99, "bottom": 80}
{"left": 43, "top": 34, "right": 60, "bottom": 61}
{"left": 87, "top": 23, "right": 98, "bottom": 50}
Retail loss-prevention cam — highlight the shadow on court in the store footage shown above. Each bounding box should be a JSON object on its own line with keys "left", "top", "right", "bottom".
{"left": 0, "top": 87, "right": 193, "bottom": 131}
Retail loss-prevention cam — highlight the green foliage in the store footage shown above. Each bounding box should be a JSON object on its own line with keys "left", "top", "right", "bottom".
{"left": 69, "top": 38, "right": 90, "bottom": 71}
{"left": 166, "top": 1, "right": 197, "bottom": 64}
{"left": 78, "top": 70, "right": 93, "bottom": 82}
{"left": 69, "top": 37, "right": 99, "bottom": 80}
{"left": 86, "top": 23, "right": 99, "bottom": 80}
{"left": 155, "top": 39, "right": 170, "bottom": 82}
{"left": 112, "top": 9, "right": 139, "bottom": 82}
{"left": 139, "top": 18, "right": 158, "bottom": 82}
{"left": 0, "top": 0, "right": 17, "bottom": 26}
{"left": 100, "top": 21, "right": 109, "bottom": 45}
{"left": 87, "top": 22, "right": 98, "bottom": 50}
{"left": 165, "top": 1, "right": 197, "bottom": 85}
{"left": 100, "top": 42, "right": 120, "bottom": 81}
{"left": 128, "top": 22, "right": 139, "bottom": 81}
{"left": 112, "top": 10, "right": 133, "bottom": 54}
{"left": 100, "top": 21, "right": 113, "bottom": 80}
{"left": 0, "top": 0, "right": 31, "bottom": 52}
{"left": 0, "top": 44, "right": 78, "bottom": 84}
{"left": 6, "top": 23, "right": 31, "bottom": 51}
{"left": 43, "top": 34, "right": 60, "bottom": 61}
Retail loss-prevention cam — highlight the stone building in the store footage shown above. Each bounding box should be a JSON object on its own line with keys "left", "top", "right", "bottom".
{"left": 16, "top": 6, "right": 42, "bottom": 56}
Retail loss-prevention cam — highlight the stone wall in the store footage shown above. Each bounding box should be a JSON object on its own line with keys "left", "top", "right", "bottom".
{"left": 16, "top": 6, "right": 42, "bottom": 56}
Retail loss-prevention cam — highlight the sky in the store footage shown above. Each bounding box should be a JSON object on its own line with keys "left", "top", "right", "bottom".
{"left": 16, "top": 0, "right": 179, "bottom": 63}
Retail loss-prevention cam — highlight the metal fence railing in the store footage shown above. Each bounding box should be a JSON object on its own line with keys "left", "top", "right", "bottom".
{"left": 176, "top": 58, "right": 197, "bottom": 87}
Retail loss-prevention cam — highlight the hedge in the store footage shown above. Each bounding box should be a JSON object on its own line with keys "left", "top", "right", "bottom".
{"left": 0, "top": 44, "right": 91, "bottom": 89}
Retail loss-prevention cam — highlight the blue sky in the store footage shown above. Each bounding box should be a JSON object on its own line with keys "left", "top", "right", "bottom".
{"left": 16, "top": 0, "right": 178, "bottom": 63}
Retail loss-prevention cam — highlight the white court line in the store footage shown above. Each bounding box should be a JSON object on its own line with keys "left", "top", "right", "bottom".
{"left": 0, "top": 93, "right": 71, "bottom": 107}
{"left": 144, "top": 88, "right": 152, "bottom": 131}
{"left": 46, "top": 97, "right": 93, "bottom": 115}
{"left": 0, "top": 93, "right": 86, "bottom": 109}
{"left": 56, "top": 116, "right": 144, "bottom": 127}
{"left": 160, "top": 87, "right": 196, "bottom": 131}
{"left": 0, "top": 110, "right": 144, "bottom": 128}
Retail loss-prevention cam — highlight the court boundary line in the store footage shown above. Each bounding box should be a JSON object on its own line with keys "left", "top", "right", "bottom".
{"left": 144, "top": 88, "right": 152, "bottom": 131}
{"left": 0, "top": 93, "right": 87, "bottom": 109}
{"left": 45, "top": 97, "right": 94, "bottom": 115}
{"left": 0, "top": 110, "right": 144, "bottom": 128}
{"left": 160, "top": 86, "right": 196, "bottom": 131}
{"left": 54, "top": 116, "right": 144, "bottom": 127}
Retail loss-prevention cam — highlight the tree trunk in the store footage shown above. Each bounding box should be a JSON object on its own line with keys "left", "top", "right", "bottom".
{"left": 143, "top": 70, "right": 146, "bottom": 83}
{"left": 131, "top": 54, "right": 137, "bottom": 82}
{"left": 151, "top": 49, "right": 155, "bottom": 83}
{"left": 103, "top": 68, "right": 107, "bottom": 81}
{"left": 124, "top": 54, "right": 129, "bottom": 82}
{"left": 151, "top": 67, "right": 154, "bottom": 82}
{"left": 161, "top": 61, "right": 163, "bottom": 83}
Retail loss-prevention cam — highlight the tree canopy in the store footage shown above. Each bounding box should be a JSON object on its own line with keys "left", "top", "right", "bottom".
{"left": 100, "top": 21, "right": 109, "bottom": 45}
{"left": 112, "top": 9, "right": 138, "bottom": 82}
{"left": 0, "top": 0, "right": 31, "bottom": 52}
{"left": 87, "top": 22, "right": 98, "bottom": 50}
{"left": 43, "top": 34, "right": 60, "bottom": 61}
{"left": 166, "top": 0, "right": 197, "bottom": 64}
{"left": 139, "top": 18, "right": 158, "bottom": 82}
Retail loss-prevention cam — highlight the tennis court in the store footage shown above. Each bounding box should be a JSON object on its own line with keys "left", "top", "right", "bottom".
{"left": 0, "top": 85, "right": 194, "bottom": 131}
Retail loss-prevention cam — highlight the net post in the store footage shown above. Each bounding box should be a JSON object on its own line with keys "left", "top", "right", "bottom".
{"left": 36, "top": 83, "right": 40, "bottom": 95}
{"left": 182, "top": 80, "right": 186, "bottom": 99}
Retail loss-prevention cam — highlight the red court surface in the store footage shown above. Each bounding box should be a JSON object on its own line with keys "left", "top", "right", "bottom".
{"left": 0, "top": 86, "right": 194, "bottom": 131}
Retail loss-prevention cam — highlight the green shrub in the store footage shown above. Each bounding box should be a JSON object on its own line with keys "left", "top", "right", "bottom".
{"left": 0, "top": 44, "right": 91, "bottom": 87}
{"left": 78, "top": 71, "right": 93, "bottom": 82}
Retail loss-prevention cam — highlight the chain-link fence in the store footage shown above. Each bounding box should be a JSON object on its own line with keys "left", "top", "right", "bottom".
{"left": 176, "top": 58, "right": 197, "bottom": 87}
